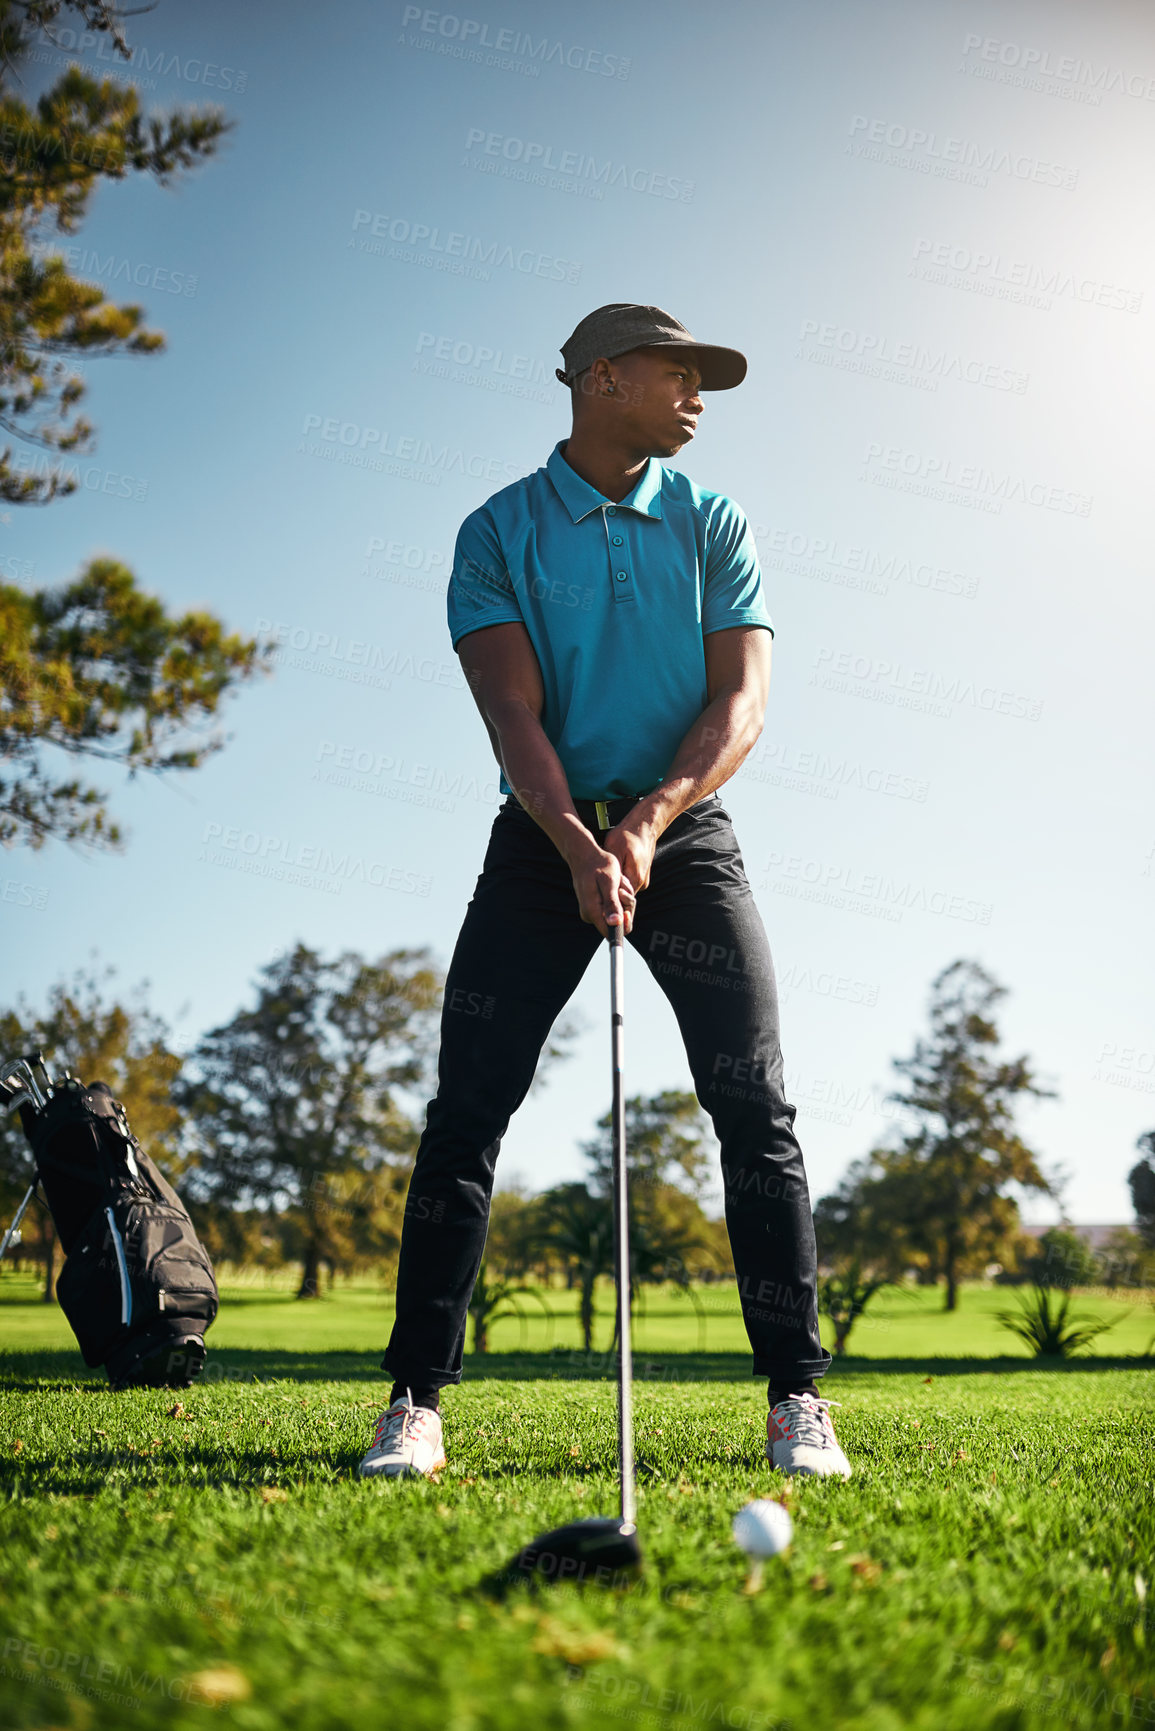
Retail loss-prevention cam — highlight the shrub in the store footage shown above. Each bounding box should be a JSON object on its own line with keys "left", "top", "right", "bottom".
{"left": 995, "top": 1283, "right": 1116, "bottom": 1357}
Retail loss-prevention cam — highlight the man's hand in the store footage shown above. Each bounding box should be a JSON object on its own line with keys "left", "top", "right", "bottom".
{"left": 564, "top": 836, "right": 637, "bottom": 938}
{"left": 602, "top": 817, "right": 659, "bottom": 899}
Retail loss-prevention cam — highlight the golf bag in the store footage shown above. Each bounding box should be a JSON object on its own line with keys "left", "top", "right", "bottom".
{"left": 0, "top": 1054, "right": 218, "bottom": 1389}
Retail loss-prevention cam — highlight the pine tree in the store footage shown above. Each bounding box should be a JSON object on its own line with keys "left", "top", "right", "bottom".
{"left": 876, "top": 959, "right": 1056, "bottom": 1311}
{"left": 0, "top": 2, "right": 267, "bottom": 848}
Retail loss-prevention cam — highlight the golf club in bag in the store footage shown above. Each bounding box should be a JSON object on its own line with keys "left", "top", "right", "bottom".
{"left": 508, "top": 921, "right": 642, "bottom": 1584}
{"left": 0, "top": 1051, "right": 219, "bottom": 1389}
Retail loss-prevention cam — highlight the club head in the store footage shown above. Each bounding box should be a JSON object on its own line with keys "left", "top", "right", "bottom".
{"left": 506, "top": 1517, "right": 642, "bottom": 1588}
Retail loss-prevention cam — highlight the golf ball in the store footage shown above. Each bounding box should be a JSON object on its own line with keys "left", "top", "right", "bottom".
{"left": 732, "top": 1499, "right": 793, "bottom": 1557}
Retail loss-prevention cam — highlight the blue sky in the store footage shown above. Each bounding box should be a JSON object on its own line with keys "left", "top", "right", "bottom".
{"left": 4, "top": 0, "right": 1153, "bottom": 1224}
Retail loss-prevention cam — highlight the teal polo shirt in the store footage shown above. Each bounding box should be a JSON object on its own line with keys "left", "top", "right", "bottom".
{"left": 447, "top": 439, "right": 773, "bottom": 799}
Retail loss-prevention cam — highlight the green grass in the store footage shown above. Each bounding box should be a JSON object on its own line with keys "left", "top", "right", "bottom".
{"left": 3, "top": 1270, "right": 1153, "bottom": 1360}
{"left": 1, "top": 1281, "right": 1152, "bottom": 1729}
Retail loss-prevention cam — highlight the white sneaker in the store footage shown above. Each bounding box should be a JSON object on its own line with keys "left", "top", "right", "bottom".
{"left": 765, "top": 1393, "right": 852, "bottom": 1479}
{"left": 358, "top": 1391, "right": 446, "bottom": 1480}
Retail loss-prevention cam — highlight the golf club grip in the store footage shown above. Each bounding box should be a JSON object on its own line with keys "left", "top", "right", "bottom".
{"left": 608, "top": 925, "right": 636, "bottom": 1529}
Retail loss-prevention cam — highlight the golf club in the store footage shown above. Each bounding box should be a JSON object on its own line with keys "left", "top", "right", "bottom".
{"left": 0, "top": 1055, "right": 50, "bottom": 1263}
{"left": 507, "top": 916, "right": 642, "bottom": 1585}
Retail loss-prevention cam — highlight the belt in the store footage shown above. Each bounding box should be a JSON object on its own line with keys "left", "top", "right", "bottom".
{"left": 503, "top": 792, "right": 717, "bottom": 832}
{"left": 501, "top": 792, "right": 647, "bottom": 832}
{"left": 572, "top": 794, "right": 649, "bottom": 833}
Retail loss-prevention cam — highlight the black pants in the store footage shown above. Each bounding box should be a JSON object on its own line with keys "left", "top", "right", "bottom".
{"left": 382, "top": 795, "right": 831, "bottom": 1390}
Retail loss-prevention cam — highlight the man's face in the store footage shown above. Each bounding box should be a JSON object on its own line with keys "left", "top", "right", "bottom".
{"left": 598, "top": 346, "right": 705, "bottom": 457}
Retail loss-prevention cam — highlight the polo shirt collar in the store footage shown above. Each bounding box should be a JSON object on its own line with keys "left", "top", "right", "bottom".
{"left": 547, "top": 440, "right": 664, "bottom": 522}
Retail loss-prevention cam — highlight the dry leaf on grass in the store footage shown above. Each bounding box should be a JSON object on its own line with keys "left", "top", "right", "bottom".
{"left": 531, "top": 1617, "right": 624, "bottom": 1665}
{"left": 186, "top": 1666, "right": 251, "bottom": 1706}
{"left": 848, "top": 1556, "right": 883, "bottom": 1584}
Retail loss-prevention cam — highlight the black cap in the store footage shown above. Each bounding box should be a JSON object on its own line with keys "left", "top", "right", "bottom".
{"left": 556, "top": 302, "right": 747, "bottom": 391}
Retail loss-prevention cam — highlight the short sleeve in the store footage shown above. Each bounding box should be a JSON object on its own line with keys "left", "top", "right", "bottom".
{"left": 701, "top": 497, "right": 774, "bottom": 638}
{"left": 446, "top": 506, "right": 524, "bottom": 649}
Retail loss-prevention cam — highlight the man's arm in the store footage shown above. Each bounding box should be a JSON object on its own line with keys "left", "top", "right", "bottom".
{"left": 604, "top": 625, "right": 771, "bottom": 895}
{"left": 457, "top": 621, "right": 636, "bottom": 937}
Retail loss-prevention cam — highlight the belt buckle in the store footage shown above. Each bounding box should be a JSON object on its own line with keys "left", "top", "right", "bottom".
{"left": 594, "top": 799, "right": 610, "bottom": 832}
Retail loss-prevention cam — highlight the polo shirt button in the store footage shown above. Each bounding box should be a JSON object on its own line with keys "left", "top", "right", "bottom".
{"left": 606, "top": 506, "right": 617, "bottom": 516}
{"left": 612, "top": 535, "right": 623, "bottom": 546}
{"left": 615, "top": 571, "right": 628, "bottom": 582}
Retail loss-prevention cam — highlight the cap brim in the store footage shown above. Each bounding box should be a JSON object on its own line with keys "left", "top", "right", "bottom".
{"left": 635, "top": 340, "right": 747, "bottom": 391}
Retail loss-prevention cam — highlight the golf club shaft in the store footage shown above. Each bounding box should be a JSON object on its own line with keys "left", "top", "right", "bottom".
{"left": 609, "top": 921, "right": 636, "bottom": 1529}
{"left": 0, "top": 1182, "right": 37, "bottom": 1263}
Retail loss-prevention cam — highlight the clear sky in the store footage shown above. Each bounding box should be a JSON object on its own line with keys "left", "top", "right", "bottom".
{"left": 3, "top": 0, "right": 1153, "bottom": 1225}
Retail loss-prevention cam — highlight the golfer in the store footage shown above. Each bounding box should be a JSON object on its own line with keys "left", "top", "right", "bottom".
{"left": 359, "top": 303, "right": 851, "bottom": 1483}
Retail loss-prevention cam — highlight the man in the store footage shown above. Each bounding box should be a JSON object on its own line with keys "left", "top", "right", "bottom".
{"left": 359, "top": 303, "right": 850, "bottom": 1483}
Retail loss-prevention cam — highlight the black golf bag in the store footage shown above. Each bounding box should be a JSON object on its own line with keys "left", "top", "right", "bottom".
{"left": 0, "top": 1053, "right": 219, "bottom": 1389}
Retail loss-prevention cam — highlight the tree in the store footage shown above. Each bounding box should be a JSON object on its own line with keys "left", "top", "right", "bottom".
{"left": 1028, "top": 1227, "right": 1100, "bottom": 1290}
{"left": 1095, "top": 1225, "right": 1150, "bottom": 1290}
{"left": 872, "top": 960, "right": 1055, "bottom": 1311}
{"left": 2, "top": 563, "right": 269, "bottom": 848}
{"left": 0, "top": 962, "right": 181, "bottom": 1297}
{"left": 817, "top": 1262, "right": 893, "bottom": 1356}
{"left": 0, "top": 3, "right": 269, "bottom": 849}
{"left": 1129, "top": 1132, "right": 1155, "bottom": 1250}
{"left": 529, "top": 1092, "right": 723, "bottom": 1352}
{"left": 466, "top": 1258, "right": 551, "bottom": 1354}
{"left": 812, "top": 1157, "right": 917, "bottom": 1352}
{"left": 0, "top": 0, "right": 230, "bottom": 506}
{"left": 813, "top": 1154, "right": 920, "bottom": 1283}
{"left": 581, "top": 1089, "right": 713, "bottom": 1202}
{"left": 533, "top": 1181, "right": 612, "bottom": 1352}
{"left": 178, "top": 945, "right": 442, "bottom": 1299}
{"left": 484, "top": 1181, "right": 541, "bottom": 1281}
